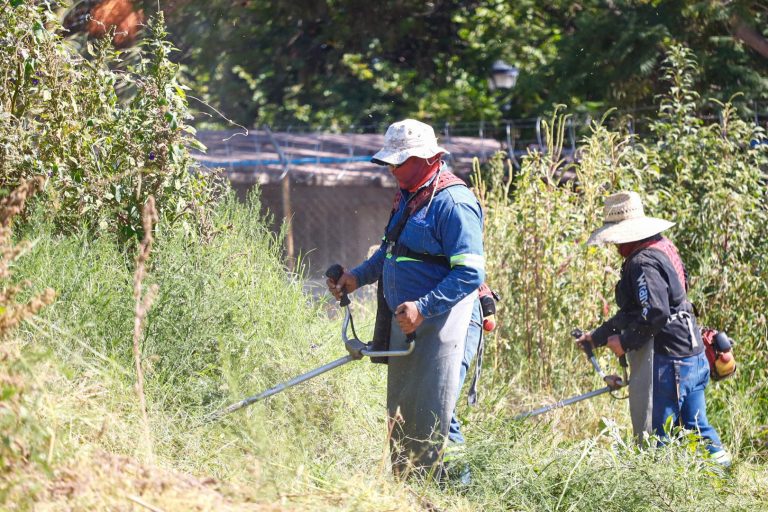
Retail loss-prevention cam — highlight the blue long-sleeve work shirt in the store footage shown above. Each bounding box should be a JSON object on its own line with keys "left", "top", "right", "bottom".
{"left": 350, "top": 177, "right": 485, "bottom": 318}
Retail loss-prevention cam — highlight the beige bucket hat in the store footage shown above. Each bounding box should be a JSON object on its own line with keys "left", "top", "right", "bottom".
{"left": 587, "top": 191, "right": 675, "bottom": 245}
{"left": 371, "top": 119, "right": 448, "bottom": 166}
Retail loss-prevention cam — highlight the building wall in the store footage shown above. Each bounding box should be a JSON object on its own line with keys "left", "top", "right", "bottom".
{"left": 232, "top": 181, "right": 394, "bottom": 279}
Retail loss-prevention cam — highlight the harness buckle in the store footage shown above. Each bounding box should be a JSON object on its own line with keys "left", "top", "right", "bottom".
{"left": 667, "top": 310, "right": 698, "bottom": 349}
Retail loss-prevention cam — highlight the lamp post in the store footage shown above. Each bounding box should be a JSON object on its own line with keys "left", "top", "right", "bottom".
{"left": 488, "top": 60, "right": 519, "bottom": 92}
{"left": 488, "top": 60, "right": 520, "bottom": 165}
{"left": 488, "top": 60, "right": 519, "bottom": 114}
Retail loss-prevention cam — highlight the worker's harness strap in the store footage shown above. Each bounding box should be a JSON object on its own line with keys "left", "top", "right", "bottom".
{"left": 667, "top": 309, "right": 698, "bottom": 349}
{"left": 389, "top": 242, "right": 450, "bottom": 267}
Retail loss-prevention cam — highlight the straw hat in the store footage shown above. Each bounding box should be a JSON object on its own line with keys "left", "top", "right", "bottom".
{"left": 587, "top": 191, "right": 675, "bottom": 245}
{"left": 371, "top": 119, "right": 448, "bottom": 166}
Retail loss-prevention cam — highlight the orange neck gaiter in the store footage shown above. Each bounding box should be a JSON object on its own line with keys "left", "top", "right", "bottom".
{"left": 392, "top": 155, "right": 442, "bottom": 192}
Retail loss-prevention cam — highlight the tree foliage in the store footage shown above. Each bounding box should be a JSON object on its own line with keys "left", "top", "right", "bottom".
{"left": 122, "top": 0, "right": 768, "bottom": 128}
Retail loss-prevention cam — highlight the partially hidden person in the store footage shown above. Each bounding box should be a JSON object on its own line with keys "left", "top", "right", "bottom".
{"left": 325, "top": 119, "right": 485, "bottom": 480}
{"left": 577, "top": 191, "right": 732, "bottom": 467}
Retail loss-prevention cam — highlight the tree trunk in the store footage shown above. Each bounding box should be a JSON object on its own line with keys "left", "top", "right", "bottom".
{"left": 731, "top": 16, "right": 768, "bottom": 59}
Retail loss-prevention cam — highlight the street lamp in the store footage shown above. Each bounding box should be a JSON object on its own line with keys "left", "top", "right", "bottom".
{"left": 488, "top": 60, "right": 519, "bottom": 91}
{"left": 488, "top": 60, "right": 520, "bottom": 167}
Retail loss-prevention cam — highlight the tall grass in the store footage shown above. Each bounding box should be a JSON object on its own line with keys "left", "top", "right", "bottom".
{"left": 11, "top": 190, "right": 397, "bottom": 502}
{"left": 6, "top": 189, "right": 766, "bottom": 510}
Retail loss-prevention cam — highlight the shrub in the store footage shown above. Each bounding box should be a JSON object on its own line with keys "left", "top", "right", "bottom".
{"left": 0, "top": 3, "right": 216, "bottom": 243}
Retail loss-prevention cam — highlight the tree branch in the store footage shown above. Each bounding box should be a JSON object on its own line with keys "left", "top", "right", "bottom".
{"left": 731, "top": 15, "right": 768, "bottom": 59}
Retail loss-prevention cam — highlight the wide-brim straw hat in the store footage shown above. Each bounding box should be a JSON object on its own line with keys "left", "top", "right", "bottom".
{"left": 587, "top": 191, "right": 675, "bottom": 245}
{"left": 371, "top": 119, "right": 448, "bottom": 166}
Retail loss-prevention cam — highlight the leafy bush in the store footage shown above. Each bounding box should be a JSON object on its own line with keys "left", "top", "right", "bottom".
{"left": 475, "top": 108, "right": 641, "bottom": 389}
{"left": 0, "top": 3, "right": 215, "bottom": 243}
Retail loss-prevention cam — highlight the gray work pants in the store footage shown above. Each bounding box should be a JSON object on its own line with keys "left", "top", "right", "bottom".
{"left": 387, "top": 292, "right": 476, "bottom": 478}
{"left": 627, "top": 341, "right": 654, "bottom": 444}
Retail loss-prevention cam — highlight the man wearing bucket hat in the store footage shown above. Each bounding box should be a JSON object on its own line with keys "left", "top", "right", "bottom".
{"left": 326, "top": 119, "right": 485, "bottom": 479}
{"left": 577, "top": 191, "right": 731, "bottom": 466}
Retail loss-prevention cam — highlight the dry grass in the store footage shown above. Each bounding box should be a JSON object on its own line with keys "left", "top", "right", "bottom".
{"left": 0, "top": 177, "right": 55, "bottom": 335}
{"left": 132, "top": 196, "right": 160, "bottom": 464}
{"left": 39, "top": 449, "right": 284, "bottom": 512}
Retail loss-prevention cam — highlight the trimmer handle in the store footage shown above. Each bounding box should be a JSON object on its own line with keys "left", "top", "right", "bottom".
{"left": 325, "top": 264, "right": 350, "bottom": 307}
{"left": 571, "top": 328, "right": 594, "bottom": 359}
{"left": 619, "top": 355, "right": 628, "bottom": 368}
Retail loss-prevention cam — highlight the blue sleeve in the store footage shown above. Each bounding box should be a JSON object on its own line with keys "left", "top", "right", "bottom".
{"left": 350, "top": 242, "right": 385, "bottom": 288}
{"left": 415, "top": 199, "right": 485, "bottom": 318}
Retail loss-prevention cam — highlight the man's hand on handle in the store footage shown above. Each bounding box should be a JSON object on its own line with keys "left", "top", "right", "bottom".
{"left": 603, "top": 374, "right": 624, "bottom": 390}
{"left": 575, "top": 331, "right": 625, "bottom": 357}
{"left": 606, "top": 334, "right": 625, "bottom": 357}
{"left": 325, "top": 268, "right": 359, "bottom": 301}
{"left": 394, "top": 301, "right": 423, "bottom": 335}
{"left": 574, "top": 330, "right": 593, "bottom": 346}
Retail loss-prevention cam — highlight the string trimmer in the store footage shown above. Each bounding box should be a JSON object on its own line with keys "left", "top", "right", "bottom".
{"left": 514, "top": 329, "right": 629, "bottom": 420}
{"left": 204, "top": 264, "right": 415, "bottom": 423}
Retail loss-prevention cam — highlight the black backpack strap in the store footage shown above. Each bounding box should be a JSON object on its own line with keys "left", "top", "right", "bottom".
{"left": 390, "top": 243, "right": 450, "bottom": 267}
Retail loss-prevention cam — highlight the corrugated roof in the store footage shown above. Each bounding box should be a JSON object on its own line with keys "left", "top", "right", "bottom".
{"left": 192, "top": 129, "right": 502, "bottom": 186}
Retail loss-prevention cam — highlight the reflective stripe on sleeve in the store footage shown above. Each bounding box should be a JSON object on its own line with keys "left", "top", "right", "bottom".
{"left": 449, "top": 253, "right": 485, "bottom": 269}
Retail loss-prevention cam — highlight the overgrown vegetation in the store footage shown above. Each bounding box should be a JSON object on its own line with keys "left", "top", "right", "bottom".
{"left": 0, "top": 4, "right": 215, "bottom": 243}
{"left": 0, "top": 178, "right": 55, "bottom": 505}
{"left": 0, "top": 4, "right": 767, "bottom": 510}
{"left": 479, "top": 45, "right": 768, "bottom": 460}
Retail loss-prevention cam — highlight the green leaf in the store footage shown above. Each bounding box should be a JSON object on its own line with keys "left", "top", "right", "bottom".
{"left": 173, "top": 84, "right": 187, "bottom": 100}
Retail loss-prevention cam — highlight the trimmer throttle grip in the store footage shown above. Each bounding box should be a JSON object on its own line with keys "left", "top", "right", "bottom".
{"left": 326, "top": 264, "right": 343, "bottom": 281}
{"left": 325, "top": 264, "right": 351, "bottom": 307}
{"left": 406, "top": 332, "right": 416, "bottom": 344}
{"left": 619, "top": 355, "right": 628, "bottom": 368}
{"left": 571, "top": 328, "right": 594, "bottom": 359}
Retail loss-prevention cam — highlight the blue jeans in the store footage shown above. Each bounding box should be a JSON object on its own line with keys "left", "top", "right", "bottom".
{"left": 448, "top": 299, "right": 482, "bottom": 444}
{"left": 651, "top": 351, "right": 724, "bottom": 454}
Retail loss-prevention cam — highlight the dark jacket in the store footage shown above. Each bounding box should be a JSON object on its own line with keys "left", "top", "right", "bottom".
{"left": 591, "top": 241, "right": 704, "bottom": 358}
